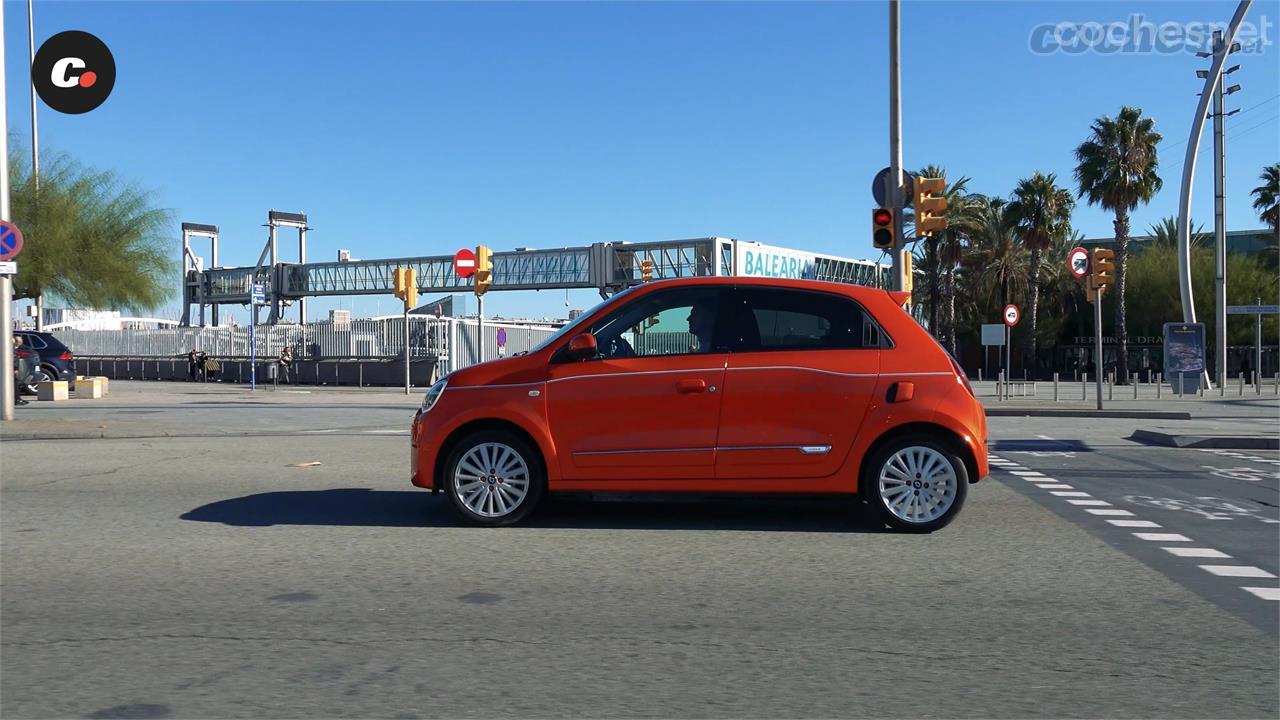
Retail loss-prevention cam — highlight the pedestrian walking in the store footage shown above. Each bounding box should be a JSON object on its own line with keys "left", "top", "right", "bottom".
{"left": 12, "top": 337, "right": 32, "bottom": 405}
{"left": 277, "top": 346, "right": 293, "bottom": 385}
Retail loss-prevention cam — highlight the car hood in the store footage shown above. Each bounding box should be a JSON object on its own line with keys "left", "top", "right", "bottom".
{"left": 446, "top": 353, "right": 546, "bottom": 388}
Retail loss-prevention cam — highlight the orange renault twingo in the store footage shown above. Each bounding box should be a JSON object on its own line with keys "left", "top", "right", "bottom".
{"left": 411, "top": 277, "right": 988, "bottom": 532}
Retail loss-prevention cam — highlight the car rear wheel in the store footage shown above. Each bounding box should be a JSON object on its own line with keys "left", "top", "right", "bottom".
{"left": 865, "top": 435, "right": 968, "bottom": 533}
{"left": 22, "top": 367, "right": 53, "bottom": 395}
{"left": 444, "top": 431, "right": 544, "bottom": 527}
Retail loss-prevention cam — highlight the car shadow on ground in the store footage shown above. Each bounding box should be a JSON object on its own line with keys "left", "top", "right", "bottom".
{"left": 180, "top": 489, "right": 890, "bottom": 533}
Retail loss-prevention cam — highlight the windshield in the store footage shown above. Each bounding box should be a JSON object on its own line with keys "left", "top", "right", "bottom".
{"left": 528, "top": 286, "right": 640, "bottom": 354}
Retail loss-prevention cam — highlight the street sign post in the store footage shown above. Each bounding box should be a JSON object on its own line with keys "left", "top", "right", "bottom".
{"left": 1002, "top": 305, "right": 1019, "bottom": 399}
{"left": 249, "top": 283, "right": 266, "bottom": 390}
{"left": 454, "top": 248, "right": 477, "bottom": 278}
{"left": 1068, "top": 247, "right": 1091, "bottom": 279}
{"left": 496, "top": 327, "right": 507, "bottom": 358}
{"left": 1228, "top": 301, "right": 1278, "bottom": 387}
{"left": 0, "top": 220, "right": 24, "bottom": 261}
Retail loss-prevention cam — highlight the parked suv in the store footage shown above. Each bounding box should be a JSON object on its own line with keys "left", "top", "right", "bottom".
{"left": 14, "top": 331, "right": 77, "bottom": 394}
{"left": 411, "top": 277, "right": 987, "bottom": 532}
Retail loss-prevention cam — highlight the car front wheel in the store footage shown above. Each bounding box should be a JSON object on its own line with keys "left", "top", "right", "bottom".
{"left": 443, "top": 431, "right": 544, "bottom": 527}
{"left": 865, "top": 436, "right": 968, "bottom": 533}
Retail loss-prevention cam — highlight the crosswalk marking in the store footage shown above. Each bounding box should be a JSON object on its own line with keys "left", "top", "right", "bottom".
{"left": 1199, "top": 565, "right": 1277, "bottom": 578}
{"left": 1132, "top": 532, "right": 1191, "bottom": 542}
{"left": 1163, "top": 547, "right": 1231, "bottom": 558}
{"left": 1242, "top": 587, "right": 1280, "bottom": 601}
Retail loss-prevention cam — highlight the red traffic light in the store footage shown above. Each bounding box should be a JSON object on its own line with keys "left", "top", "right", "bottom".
{"left": 873, "top": 209, "right": 892, "bottom": 226}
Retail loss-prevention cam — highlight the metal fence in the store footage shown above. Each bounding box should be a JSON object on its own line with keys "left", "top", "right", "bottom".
{"left": 60, "top": 317, "right": 561, "bottom": 376}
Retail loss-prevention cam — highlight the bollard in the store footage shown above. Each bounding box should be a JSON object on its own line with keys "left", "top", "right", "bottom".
{"left": 1179, "top": 372, "right": 1186, "bottom": 398}
{"left": 1054, "top": 373, "right": 1059, "bottom": 402}
{"left": 997, "top": 371, "right": 1003, "bottom": 401}
{"left": 1275, "top": 372, "right": 1279, "bottom": 396}
{"left": 1107, "top": 372, "right": 1113, "bottom": 401}
{"left": 1134, "top": 376, "right": 1139, "bottom": 400}
{"left": 1082, "top": 375, "right": 1087, "bottom": 400}
{"left": 1198, "top": 376, "right": 1204, "bottom": 397}
{"left": 1255, "top": 371, "right": 1261, "bottom": 396}
{"left": 1157, "top": 373, "right": 1162, "bottom": 398}
{"left": 359, "top": 363, "right": 363, "bottom": 388}
{"left": 1239, "top": 372, "right": 1244, "bottom": 396}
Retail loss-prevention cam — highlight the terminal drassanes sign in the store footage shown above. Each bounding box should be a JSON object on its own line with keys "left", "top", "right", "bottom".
{"left": 737, "top": 243, "right": 818, "bottom": 280}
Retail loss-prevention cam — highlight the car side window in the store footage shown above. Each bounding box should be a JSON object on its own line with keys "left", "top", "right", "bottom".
{"left": 20, "top": 335, "right": 47, "bottom": 350}
{"left": 586, "top": 287, "right": 726, "bottom": 359}
{"left": 726, "top": 288, "right": 872, "bottom": 352}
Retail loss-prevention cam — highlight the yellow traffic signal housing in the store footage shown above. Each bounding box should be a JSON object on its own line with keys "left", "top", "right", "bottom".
{"left": 903, "top": 252, "right": 914, "bottom": 296}
{"left": 914, "top": 176, "right": 948, "bottom": 237}
{"left": 1086, "top": 278, "right": 1099, "bottom": 303}
{"left": 872, "top": 208, "right": 895, "bottom": 250}
{"left": 392, "top": 267, "right": 407, "bottom": 300}
{"left": 475, "top": 245, "right": 493, "bottom": 296}
{"left": 640, "top": 259, "right": 655, "bottom": 282}
{"left": 1092, "top": 248, "right": 1115, "bottom": 287}
{"left": 404, "top": 268, "right": 418, "bottom": 309}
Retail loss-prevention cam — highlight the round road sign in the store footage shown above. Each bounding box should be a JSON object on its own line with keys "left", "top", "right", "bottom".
{"left": 1003, "top": 304, "right": 1020, "bottom": 327}
{"left": 0, "top": 220, "right": 24, "bottom": 261}
{"left": 454, "top": 248, "right": 477, "bottom": 278}
{"left": 1068, "top": 246, "right": 1091, "bottom": 279}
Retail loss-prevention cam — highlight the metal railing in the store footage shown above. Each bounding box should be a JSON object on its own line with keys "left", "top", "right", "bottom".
{"left": 61, "top": 317, "right": 561, "bottom": 376}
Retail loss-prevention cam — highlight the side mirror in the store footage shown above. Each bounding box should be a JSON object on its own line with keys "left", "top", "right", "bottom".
{"left": 566, "top": 333, "right": 598, "bottom": 360}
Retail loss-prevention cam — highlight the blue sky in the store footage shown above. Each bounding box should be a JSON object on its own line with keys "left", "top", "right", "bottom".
{"left": 4, "top": 0, "right": 1278, "bottom": 323}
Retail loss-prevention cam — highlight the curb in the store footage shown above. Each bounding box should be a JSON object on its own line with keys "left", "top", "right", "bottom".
{"left": 1128, "top": 429, "right": 1280, "bottom": 450}
{"left": 985, "top": 408, "right": 1192, "bottom": 420}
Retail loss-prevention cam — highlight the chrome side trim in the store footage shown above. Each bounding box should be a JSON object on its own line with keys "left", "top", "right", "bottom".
{"left": 717, "top": 445, "right": 832, "bottom": 455}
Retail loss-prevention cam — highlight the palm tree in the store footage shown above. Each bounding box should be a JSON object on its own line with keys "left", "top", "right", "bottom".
{"left": 908, "top": 166, "right": 974, "bottom": 350}
{"left": 1251, "top": 163, "right": 1279, "bottom": 271}
{"left": 963, "top": 196, "right": 1028, "bottom": 319}
{"left": 1074, "top": 106, "right": 1163, "bottom": 384}
{"left": 1008, "top": 172, "right": 1074, "bottom": 376}
{"left": 1148, "top": 216, "right": 1208, "bottom": 250}
{"left": 1251, "top": 163, "right": 1279, "bottom": 231}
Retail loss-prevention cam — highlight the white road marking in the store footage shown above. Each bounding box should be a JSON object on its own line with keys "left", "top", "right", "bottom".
{"left": 1242, "top": 587, "right": 1280, "bottom": 601}
{"left": 301, "top": 429, "right": 340, "bottom": 434}
{"left": 1199, "top": 565, "right": 1277, "bottom": 578}
{"left": 1163, "top": 547, "right": 1232, "bottom": 558}
{"left": 1050, "top": 491, "right": 1092, "bottom": 497}
{"left": 1132, "top": 532, "right": 1191, "bottom": 542}
{"left": 1087, "top": 509, "right": 1135, "bottom": 516}
{"left": 1066, "top": 499, "right": 1112, "bottom": 506}
{"left": 1035, "top": 483, "right": 1075, "bottom": 489}
{"left": 1109, "top": 520, "right": 1162, "bottom": 528}
{"left": 1010, "top": 471, "right": 1046, "bottom": 476}
{"left": 364, "top": 429, "right": 407, "bottom": 435}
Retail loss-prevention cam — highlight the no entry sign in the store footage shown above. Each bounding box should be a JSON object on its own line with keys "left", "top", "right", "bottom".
{"left": 454, "top": 248, "right": 477, "bottom": 278}
{"left": 1003, "top": 304, "right": 1020, "bottom": 327}
{"left": 1068, "top": 247, "right": 1091, "bottom": 279}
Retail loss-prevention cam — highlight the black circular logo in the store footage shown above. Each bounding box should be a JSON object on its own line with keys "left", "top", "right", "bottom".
{"left": 32, "top": 31, "right": 115, "bottom": 115}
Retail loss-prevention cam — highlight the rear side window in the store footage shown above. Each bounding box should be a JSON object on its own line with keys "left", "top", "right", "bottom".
{"left": 726, "top": 288, "right": 879, "bottom": 352}
{"left": 19, "top": 334, "right": 48, "bottom": 350}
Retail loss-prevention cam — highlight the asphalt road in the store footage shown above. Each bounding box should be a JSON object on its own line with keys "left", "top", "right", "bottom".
{"left": 2, "top": 383, "right": 1277, "bottom": 719}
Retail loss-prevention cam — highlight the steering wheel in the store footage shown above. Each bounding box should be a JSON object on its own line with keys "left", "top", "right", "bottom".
{"left": 605, "top": 336, "right": 636, "bottom": 359}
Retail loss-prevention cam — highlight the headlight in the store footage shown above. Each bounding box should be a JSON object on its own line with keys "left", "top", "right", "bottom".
{"left": 421, "top": 378, "right": 448, "bottom": 413}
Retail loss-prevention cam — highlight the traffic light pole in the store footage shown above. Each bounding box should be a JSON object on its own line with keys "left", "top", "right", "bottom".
{"left": 888, "top": 0, "right": 907, "bottom": 293}
{"left": 477, "top": 294, "right": 485, "bottom": 364}
{"left": 0, "top": 2, "right": 13, "bottom": 422}
{"left": 404, "top": 306, "right": 410, "bottom": 395}
{"left": 1094, "top": 288, "right": 1104, "bottom": 410}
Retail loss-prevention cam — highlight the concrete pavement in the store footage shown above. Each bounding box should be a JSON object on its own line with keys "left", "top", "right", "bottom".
{"left": 2, "top": 382, "right": 1277, "bottom": 718}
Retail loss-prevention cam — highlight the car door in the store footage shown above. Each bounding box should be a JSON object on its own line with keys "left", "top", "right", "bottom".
{"left": 545, "top": 286, "right": 729, "bottom": 481}
{"left": 715, "top": 286, "right": 881, "bottom": 480}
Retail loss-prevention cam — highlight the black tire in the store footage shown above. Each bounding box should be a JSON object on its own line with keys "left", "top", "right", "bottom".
{"left": 862, "top": 434, "right": 968, "bottom": 533}
{"left": 22, "top": 367, "right": 53, "bottom": 396}
{"left": 443, "top": 430, "right": 545, "bottom": 527}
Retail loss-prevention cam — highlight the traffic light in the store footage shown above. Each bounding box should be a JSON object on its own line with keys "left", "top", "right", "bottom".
{"left": 475, "top": 245, "right": 493, "bottom": 297}
{"left": 913, "top": 176, "right": 948, "bottom": 237}
{"left": 640, "top": 259, "right": 655, "bottom": 282}
{"left": 903, "top": 252, "right": 914, "bottom": 296}
{"left": 392, "top": 267, "right": 407, "bottom": 299}
{"left": 404, "top": 268, "right": 418, "bottom": 309}
{"left": 872, "top": 208, "right": 895, "bottom": 249}
{"left": 1092, "top": 248, "right": 1115, "bottom": 289}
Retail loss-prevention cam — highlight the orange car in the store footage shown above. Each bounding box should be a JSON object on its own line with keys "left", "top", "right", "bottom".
{"left": 411, "top": 277, "right": 987, "bottom": 532}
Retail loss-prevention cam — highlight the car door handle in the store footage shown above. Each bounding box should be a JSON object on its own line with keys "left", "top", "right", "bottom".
{"left": 676, "top": 378, "right": 707, "bottom": 394}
